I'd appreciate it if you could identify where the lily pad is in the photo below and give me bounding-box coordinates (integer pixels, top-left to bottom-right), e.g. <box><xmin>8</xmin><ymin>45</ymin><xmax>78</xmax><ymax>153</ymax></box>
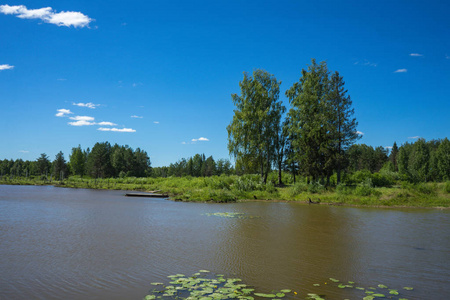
<box><xmin>403</xmin><ymin>287</ymin><xmax>414</xmax><ymax>290</ymax></box>
<box><xmin>329</xmin><ymin>278</ymin><xmax>339</xmax><ymax>282</ymax></box>
<box><xmin>378</xmin><ymin>284</ymin><xmax>388</xmax><ymax>289</ymax></box>
<box><xmin>253</xmin><ymin>293</ymin><xmax>276</xmax><ymax>298</ymax></box>
<box><xmin>280</xmin><ymin>289</ymin><xmax>291</xmax><ymax>293</ymax></box>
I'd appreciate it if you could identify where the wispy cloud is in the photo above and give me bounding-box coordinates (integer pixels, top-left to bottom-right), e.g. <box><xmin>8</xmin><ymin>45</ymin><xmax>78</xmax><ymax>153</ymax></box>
<box><xmin>0</xmin><ymin>64</ymin><xmax>14</xmax><ymax>70</ymax></box>
<box><xmin>410</xmin><ymin>53</ymin><xmax>423</xmax><ymax>57</ymax></box>
<box><xmin>356</xmin><ymin>131</ymin><xmax>364</xmax><ymax>136</ymax></box>
<box><xmin>131</xmin><ymin>115</ymin><xmax>143</xmax><ymax>118</ymax></box>
<box><xmin>446</xmin><ymin>54</ymin><xmax>450</xmax><ymax>60</ymax></box>
<box><xmin>181</xmin><ymin>142</ymin><xmax>187</xmax><ymax>145</ymax></box>
<box><xmin>132</xmin><ymin>82</ymin><xmax>143</xmax><ymax>87</ymax></box>
<box><xmin>97</xmin><ymin>127</ymin><xmax>136</xmax><ymax>133</ymax></box>
<box><xmin>68</xmin><ymin>120</ymin><xmax>96</xmax><ymax>126</ymax></box>
<box><xmin>97</xmin><ymin>121</ymin><xmax>116</xmax><ymax>126</ymax></box>
<box><xmin>385</xmin><ymin>146</ymin><xmax>393</xmax><ymax>149</ymax></box>
<box><xmin>394</xmin><ymin>69</ymin><xmax>408</xmax><ymax>73</ymax></box>
<box><xmin>57</xmin><ymin>78</ymin><xmax>66</xmax><ymax>81</ymax></box>
<box><xmin>73</xmin><ymin>102</ymin><xmax>99</xmax><ymax>109</ymax></box>
<box><xmin>0</xmin><ymin>4</ymin><xmax>93</xmax><ymax>28</ymax></box>
<box><xmin>19</xmin><ymin>150</ymin><xmax>29</xmax><ymax>153</ymax></box>
<box><xmin>153</xmin><ymin>121</ymin><xmax>159</xmax><ymax>124</ymax></box>
<box><xmin>408</xmin><ymin>136</ymin><xmax>420</xmax><ymax>139</ymax></box>
<box><xmin>191</xmin><ymin>137</ymin><xmax>210</xmax><ymax>142</ymax></box>
<box><xmin>354</xmin><ymin>60</ymin><xmax>377</xmax><ymax>67</ymax></box>
<box><xmin>55</xmin><ymin>109</ymin><xmax>73</xmax><ymax>117</ymax></box>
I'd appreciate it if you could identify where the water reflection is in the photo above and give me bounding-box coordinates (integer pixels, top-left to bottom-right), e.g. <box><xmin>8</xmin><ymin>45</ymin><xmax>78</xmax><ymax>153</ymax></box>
<box><xmin>0</xmin><ymin>185</ymin><xmax>449</xmax><ymax>300</ymax></box>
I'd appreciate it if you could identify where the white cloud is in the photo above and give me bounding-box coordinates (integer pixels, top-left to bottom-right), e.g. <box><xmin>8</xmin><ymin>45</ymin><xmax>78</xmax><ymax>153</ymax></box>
<box><xmin>69</xmin><ymin>115</ymin><xmax>94</xmax><ymax>121</ymax></box>
<box><xmin>19</xmin><ymin>150</ymin><xmax>29</xmax><ymax>153</ymax></box>
<box><xmin>73</xmin><ymin>102</ymin><xmax>99</xmax><ymax>109</ymax></box>
<box><xmin>131</xmin><ymin>115</ymin><xmax>143</xmax><ymax>118</ymax></box>
<box><xmin>0</xmin><ymin>64</ymin><xmax>14</xmax><ymax>70</ymax></box>
<box><xmin>191</xmin><ymin>137</ymin><xmax>210</xmax><ymax>142</ymax></box>
<box><xmin>68</xmin><ymin>120</ymin><xmax>95</xmax><ymax>126</ymax></box>
<box><xmin>394</xmin><ymin>69</ymin><xmax>408</xmax><ymax>73</ymax></box>
<box><xmin>356</xmin><ymin>131</ymin><xmax>364</xmax><ymax>136</ymax></box>
<box><xmin>97</xmin><ymin>127</ymin><xmax>136</xmax><ymax>133</ymax></box>
<box><xmin>181</xmin><ymin>142</ymin><xmax>186</xmax><ymax>145</ymax></box>
<box><xmin>410</xmin><ymin>53</ymin><xmax>423</xmax><ymax>57</ymax></box>
<box><xmin>47</xmin><ymin>11</ymin><xmax>92</xmax><ymax>27</ymax></box>
<box><xmin>446</xmin><ymin>54</ymin><xmax>450</xmax><ymax>59</ymax></box>
<box><xmin>385</xmin><ymin>146</ymin><xmax>393</xmax><ymax>149</ymax></box>
<box><xmin>97</xmin><ymin>121</ymin><xmax>116</xmax><ymax>126</ymax></box>
<box><xmin>55</xmin><ymin>108</ymin><xmax>73</xmax><ymax>117</ymax></box>
<box><xmin>153</xmin><ymin>121</ymin><xmax>159</xmax><ymax>124</ymax></box>
<box><xmin>0</xmin><ymin>4</ymin><xmax>93</xmax><ymax>28</ymax></box>
<box><xmin>408</xmin><ymin>136</ymin><xmax>420</xmax><ymax>139</ymax></box>
<box><xmin>57</xmin><ymin>78</ymin><xmax>66</xmax><ymax>81</ymax></box>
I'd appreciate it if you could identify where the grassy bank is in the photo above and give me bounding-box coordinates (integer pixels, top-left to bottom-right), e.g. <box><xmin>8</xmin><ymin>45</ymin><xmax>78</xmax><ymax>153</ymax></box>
<box><xmin>1</xmin><ymin>174</ymin><xmax>449</xmax><ymax>208</ymax></box>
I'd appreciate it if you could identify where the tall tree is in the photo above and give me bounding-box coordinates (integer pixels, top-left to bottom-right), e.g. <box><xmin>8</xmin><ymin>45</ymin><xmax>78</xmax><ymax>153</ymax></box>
<box><xmin>286</xmin><ymin>59</ymin><xmax>330</xmax><ymax>182</ymax></box>
<box><xmin>86</xmin><ymin>142</ymin><xmax>113</xmax><ymax>178</ymax></box>
<box><xmin>389</xmin><ymin>142</ymin><xmax>399</xmax><ymax>172</ymax></box>
<box><xmin>69</xmin><ymin>145</ymin><xmax>86</xmax><ymax>176</ymax></box>
<box><xmin>53</xmin><ymin>151</ymin><xmax>68</xmax><ymax>180</ymax></box>
<box><xmin>36</xmin><ymin>153</ymin><xmax>50</xmax><ymax>176</ymax></box>
<box><xmin>327</xmin><ymin>71</ymin><xmax>360</xmax><ymax>184</ymax></box>
<box><xmin>436</xmin><ymin>138</ymin><xmax>450</xmax><ymax>180</ymax></box>
<box><xmin>408</xmin><ymin>138</ymin><xmax>430</xmax><ymax>182</ymax></box>
<box><xmin>227</xmin><ymin>69</ymin><xmax>284</xmax><ymax>183</ymax></box>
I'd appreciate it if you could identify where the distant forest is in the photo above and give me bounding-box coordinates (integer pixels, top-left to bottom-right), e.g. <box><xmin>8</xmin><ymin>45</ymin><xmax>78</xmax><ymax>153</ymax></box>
<box><xmin>1</xmin><ymin>138</ymin><xmax>449</xmax><ymax>184</ymax></box>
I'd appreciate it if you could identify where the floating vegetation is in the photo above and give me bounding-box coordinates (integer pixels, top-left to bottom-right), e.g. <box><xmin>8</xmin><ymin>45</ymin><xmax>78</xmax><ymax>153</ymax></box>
<box><xmin>204</xmin><ymin>212</ymin><xmax>259</xmax><ymax>219</ymax></box>
<box><xmin>144</xmin><ymin>271</ymin><xmax>291</xmax><ymax>300</ymax></box>
<box><xmin>145</xmin><ymin>272</ymin><xmax>415</xmax><ymax>300</ymax></box>
<box><xmin>307</xmin><ymin>278</ymin><xmax>413</xmax><ymax>300</ymax></box>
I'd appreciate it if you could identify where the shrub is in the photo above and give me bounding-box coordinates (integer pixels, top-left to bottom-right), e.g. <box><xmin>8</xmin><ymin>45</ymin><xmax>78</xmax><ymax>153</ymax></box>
<box><xmin>444</xmin><ymin>181</ymin><xmax>450</xmax><ymax>194</ymax></box>
<box><xmin>308</xmin><ymin>182</ymin><xmax>325</xmax><ymax>194</ymax></box>
<box><xmin>336</xmin><ymin>184</ymin><xmax>353</xmax><ymax>195</ymax></box>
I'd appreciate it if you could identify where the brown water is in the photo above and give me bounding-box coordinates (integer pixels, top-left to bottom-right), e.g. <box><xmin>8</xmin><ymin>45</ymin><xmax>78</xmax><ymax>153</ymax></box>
<box><xmin>0</xmin><ymin>185</ymin><xmax>449</xmax><ymax>300</ymax></box>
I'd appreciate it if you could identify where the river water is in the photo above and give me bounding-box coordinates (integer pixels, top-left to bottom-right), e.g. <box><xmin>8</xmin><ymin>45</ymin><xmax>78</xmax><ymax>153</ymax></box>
<box><xmin>0</xmin><ymin>185</ymin><xmax>449</xmax><ymax>299</ymax></box>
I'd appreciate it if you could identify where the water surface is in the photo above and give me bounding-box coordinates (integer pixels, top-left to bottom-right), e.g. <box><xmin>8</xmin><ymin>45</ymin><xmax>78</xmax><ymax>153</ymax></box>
<box><xmin>1</xmin><ymin>185</ymin><xmax>449</xmax><ymax>299</ymax></box>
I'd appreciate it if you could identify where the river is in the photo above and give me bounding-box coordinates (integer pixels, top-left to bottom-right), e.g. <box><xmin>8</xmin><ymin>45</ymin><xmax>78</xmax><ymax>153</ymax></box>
<box><xmin>0</xmin><ymin>185</ymin><xmax>449</xmax><ymax>299</ymax></box>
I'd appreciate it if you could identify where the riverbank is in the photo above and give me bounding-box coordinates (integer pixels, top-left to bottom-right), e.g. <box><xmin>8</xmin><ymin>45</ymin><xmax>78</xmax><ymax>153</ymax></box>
<box><xmin>1</xmin><ymin>175</ymin><xmax>449</xmax><ymax>208</ymax></box>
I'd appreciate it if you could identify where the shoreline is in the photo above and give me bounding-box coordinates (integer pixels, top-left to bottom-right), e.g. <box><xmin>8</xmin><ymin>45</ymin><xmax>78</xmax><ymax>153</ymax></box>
<box><xmin>1</xmin><ymin>178</ymin><xmax>449</xmax><ymax>209</ymax></box>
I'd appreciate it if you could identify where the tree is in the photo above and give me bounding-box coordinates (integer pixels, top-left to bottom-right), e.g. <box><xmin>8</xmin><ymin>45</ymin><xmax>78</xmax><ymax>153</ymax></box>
<box><xmin>36</xmin><ymin>153</ymin><xmax>51</xmax><ymax>176</ymax></box>
<box><xmin>227</xmin><ymin>69</ymin><xmax>284</xmax><ymax>183</ymax></box>
<box><xmin>53</xmin><ymin>151</ymin><xmax>67</xmax><ymax>180</ymax></box>
<box><xmin>70</xmin><ymin>145</ymin><xmax>86</xmax><ymax>176</ymax></box>
<box><xmin>435</xmin><ymin>138</ymin><xmax>450</xmax><ymax>180</ymax></box>
<box><xmin>389</xmin><ymin>142</ymin><xmax>399</xmax><ymax>172</ymax></box>
<box><xmin>86</xmin><ymin>142</ymin><xmax>113</xmax><ymax>178</ymax></box>
<box><xmin>286</xmin><ymin>59</ymin><xmax>331</xmax><ymax>182</ymax></box>
<box><xmin>408</xmin><ymin>138</ymin><xmax>430</xmax><ymax>182</ymax></box>
<box><xmin>327</xmin><ymin>71</ymin><xmax>360</xmax><ymax>184</ymax></box>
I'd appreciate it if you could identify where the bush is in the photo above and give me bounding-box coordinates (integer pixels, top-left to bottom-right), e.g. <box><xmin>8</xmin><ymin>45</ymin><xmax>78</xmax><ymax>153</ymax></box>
<box><xmin>308</xmin><ymin>182</ymin><xmax>325</xmax><ymax>194</ymax></box>
<box><xmin>336</xmin><ymin>184</ymin><xmax>353</xmax><ymax>195</ymax></box>
<box><xmin>444</xmin><ymin>181</ymin><xmax>450</xmax><ymax>194</ymax></box>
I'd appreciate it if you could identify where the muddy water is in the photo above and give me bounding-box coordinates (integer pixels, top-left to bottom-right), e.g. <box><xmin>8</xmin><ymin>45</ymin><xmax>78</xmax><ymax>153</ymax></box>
<box><xmin>1</xmin><ymin>185</ymin><xmax>449</xmax><ymax>299</ymax></box>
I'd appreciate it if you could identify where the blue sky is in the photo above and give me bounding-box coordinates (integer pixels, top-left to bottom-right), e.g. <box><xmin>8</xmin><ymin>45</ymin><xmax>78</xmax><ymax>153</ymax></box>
<box><xmin>1</xmin><ymin>0</ymin><xmax>449</xmax><ymax>167</ymax></box>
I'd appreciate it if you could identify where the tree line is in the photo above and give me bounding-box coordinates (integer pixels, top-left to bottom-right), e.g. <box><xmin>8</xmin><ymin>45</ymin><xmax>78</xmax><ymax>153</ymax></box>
<box><xmin>227</xmin><ymin>59</ymin><xmax>449</xmax><ymax>185</ymax></box>
<box><xmin>0</xmin><ymin>142</ymin><xmax>151</xmax><ymax>180</ymax></box>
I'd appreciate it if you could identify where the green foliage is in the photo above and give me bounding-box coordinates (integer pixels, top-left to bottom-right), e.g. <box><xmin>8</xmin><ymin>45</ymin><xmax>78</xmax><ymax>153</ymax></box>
<box><xmin>227</xmin><ymin>69</ymin><xmax>284</xmax><ymax>183</ymax></box>
<box><xmin>444</xmin><ymin>181</ymin><xmax>450</xmax><ymax>193</ymax></box>
<box><xmin>308</xmin><ymin>182</ymin><xmax>325</xmax><ymax>194</ymax></box>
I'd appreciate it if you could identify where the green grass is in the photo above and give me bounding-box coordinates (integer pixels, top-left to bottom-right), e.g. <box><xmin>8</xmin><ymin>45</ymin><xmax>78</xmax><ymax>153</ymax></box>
<box><xmin>1</xmin><ymin>175</ymin><xmax>449</xmax><ymax>207</ymax></box>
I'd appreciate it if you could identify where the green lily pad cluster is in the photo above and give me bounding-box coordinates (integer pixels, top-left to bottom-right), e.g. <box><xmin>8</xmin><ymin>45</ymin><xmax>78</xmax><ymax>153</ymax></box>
<box><xmin>144</xmin><ymin>271</ymin><xmax>291</xmax><ymax>300</ymax></box>
<box><xmin>320</xmin><ymin>278</ymin><xmax>414</xmax><ymax>300</ymax></box>
<box><xmin>204</xmin><ymin>212</ymin><xmax>259</xmax><ymax>219</ymax></box>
